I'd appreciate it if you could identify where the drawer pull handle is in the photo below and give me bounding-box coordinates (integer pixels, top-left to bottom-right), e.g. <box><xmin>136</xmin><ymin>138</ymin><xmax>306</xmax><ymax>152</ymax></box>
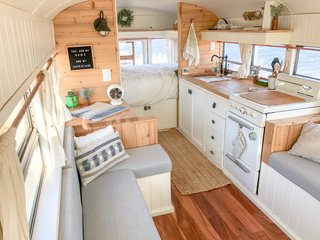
<box><xmin>211</xmin><ymin>120</ymin><xmax>215</xmax><ymax>124</ymax></box>
<box><xmin>210</xmin><ymin>150</ymin><xmax>214</xmax><ymax>155</ymax></box>
<box><xmin>148</xmin><ymin>106</ymin><xmax>151</xmax><ymax>110</ymax></box>
<box><xmin>212</xmin><ymin>102</ymin><xmax>216</xmax><ymax>108</ymax></box>
<box><xmin>211</xmin><ymin>136</ymin><xmax>215</xmax><ymax>140</ymax></box>
<box><xmin>144</xmin><ymin>106</ymin><xmax>148</xmax><ymax>111</ymax></box>
<box><xmin>188</xmin><ymin>89</ymin><xmax>192</xmax><ymax>95</ymax></box>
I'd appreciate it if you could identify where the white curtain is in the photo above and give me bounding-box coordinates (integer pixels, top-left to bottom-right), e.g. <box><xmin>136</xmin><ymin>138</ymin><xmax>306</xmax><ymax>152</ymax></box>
<box><xmin>236</xmin><ymin>43</ymin><xmax>252</xmax><ymax>79</ymax></box>
<box><xmin>34</xmin><ymin>59</ymin><xmax>72</xmax><ymax>169</ymax></box>
<box><xmin>0</xmin><ymin>128</ymin><xmax>29</xmax><ymax>240</ymax></box>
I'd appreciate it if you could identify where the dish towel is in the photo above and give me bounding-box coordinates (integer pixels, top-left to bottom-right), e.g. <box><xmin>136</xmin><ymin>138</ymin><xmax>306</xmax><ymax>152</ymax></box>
<box><xmin>183</xmin><ymin>22</ymin><xmax>200</xmax><ymax>67</ymax></box>
<box><xmin>0</xmin><ymin>128</ymin><xmax>29</xmax><ymax>240</ymax></box>
<box><xmin>232</xmin><ymin>128</ymin><xmax>247</xmax><ymax>159</ymax></box>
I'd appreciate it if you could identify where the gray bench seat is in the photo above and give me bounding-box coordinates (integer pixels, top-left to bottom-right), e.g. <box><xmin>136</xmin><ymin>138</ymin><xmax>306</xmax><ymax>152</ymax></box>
<box><xmin>107</xmin><ymin>144</ymin><xmax>172</xmax><ymax>178</ymax></box>
<box><xmin>82</xmin><ymin>169</ymin><xmax>160</xmax><ymax>240</ymax></box>
<box><xmin>269</xmin><ymin>152</ymin><xmax>320</xmax><ymax>201</ymax></box>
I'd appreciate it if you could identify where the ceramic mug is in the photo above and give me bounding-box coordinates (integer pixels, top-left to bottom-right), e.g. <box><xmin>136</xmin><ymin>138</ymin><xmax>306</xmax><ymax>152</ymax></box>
<box><xmin>268</xmin><ymin>77</ymin><xmax>276</xmax><ymax>90</ymax></box>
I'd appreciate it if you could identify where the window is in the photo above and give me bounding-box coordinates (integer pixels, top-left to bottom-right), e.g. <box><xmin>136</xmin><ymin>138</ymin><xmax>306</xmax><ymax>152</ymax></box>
<box><xmin>0</xmin><ymin>94</ymin><xmax>44</xmax><ymax>232</ymax></box>
<box><xmin>150</xmin><ymin>39</ymin><xmax>168</xmax><ymax>64</ymax></box>
<box><xmin>119</xmin><ymin>38</ymin><xmax>177</xmax><ymax>66</ymax></box>
<box><xmin>294</xmin><ymin>47</ymin><xmax>320</xmax><ymax>80</ymax></box>
<box><xmin>252</xmin><ymin>45</ymin><xmax>286</xmax><ymax>78</ymax></box>
<box><xmin>224</xmin><ymin>43</ymin><xmax>242</xmax><ymax>71</ymax></box>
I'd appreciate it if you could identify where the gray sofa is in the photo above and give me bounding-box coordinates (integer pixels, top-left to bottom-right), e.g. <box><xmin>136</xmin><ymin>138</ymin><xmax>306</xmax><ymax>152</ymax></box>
<box><xmin>59</xmin><ymin>126</ymin><xmax>172</xmax><ymax>240</ymax></box>
<box><xmin>269</xmin><ymin>151</ymin><xmax>320</xmax><ymax>201</ymax></box>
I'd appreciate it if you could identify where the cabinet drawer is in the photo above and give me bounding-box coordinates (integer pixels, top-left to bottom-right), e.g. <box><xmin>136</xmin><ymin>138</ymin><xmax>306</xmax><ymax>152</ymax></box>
<box><xmin>205</xmin><ymin>127</ymin><xmax>224</xmax><ymax>153</ymax></box>
<box><xmin>206</xmin><ymin>111</ymin><xmax>225</xmax><ymax>136</ymax></box>
<box><xmin>206</xmin><ymin>93</ymin><xmax>227</xmax><ymax>118</ymax></box>
<box><xmin>205</xmin><ymin>146</ymin><xmax>223</xmax><ymax>168</ymax></box>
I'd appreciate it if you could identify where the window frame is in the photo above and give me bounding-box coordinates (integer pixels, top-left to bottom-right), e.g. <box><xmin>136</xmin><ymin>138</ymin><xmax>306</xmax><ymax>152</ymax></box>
<box><xmin>293</xmin><ymin>47</ymin><xmax>320</xmax><ymax>81</ymax></box>
<box><xmin>119</xmin><ymin>41</ymin><xmax>135</xmax><ymax>65</ymax></box>
<box><xmin>251</xmin><ymin>44</ymin><xmax>287</xmax><ymax>78</ymax></box>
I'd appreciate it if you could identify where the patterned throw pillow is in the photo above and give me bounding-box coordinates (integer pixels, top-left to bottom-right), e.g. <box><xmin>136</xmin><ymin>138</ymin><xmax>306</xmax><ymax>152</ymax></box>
<box><xmin>74</xmin><ymin>125</ymin><xmax>114</xmax><ymax>150</ymax></box>
<box><xmin>75</xmin><ymin>131</ymin><xmax>129</xmax><ymax>186</ymax></box>
<box><xmin>289</xmin><ymin>122</ymin><xmax>320</xmax><ymax>164</ymax></box>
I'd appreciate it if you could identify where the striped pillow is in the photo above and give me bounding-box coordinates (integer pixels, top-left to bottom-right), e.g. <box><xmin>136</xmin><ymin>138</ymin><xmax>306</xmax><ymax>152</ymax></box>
<box><xmin>75</xmin><ymin>131</ymin><xmax>129</xmax><ymax>186</ymax></box>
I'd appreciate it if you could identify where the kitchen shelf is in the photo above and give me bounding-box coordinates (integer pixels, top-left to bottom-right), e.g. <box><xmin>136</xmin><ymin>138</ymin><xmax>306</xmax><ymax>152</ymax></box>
<box><xmin>201</xmin><ymin>29</ymin><xmax>293</xmax><ymax>45</ymax></box>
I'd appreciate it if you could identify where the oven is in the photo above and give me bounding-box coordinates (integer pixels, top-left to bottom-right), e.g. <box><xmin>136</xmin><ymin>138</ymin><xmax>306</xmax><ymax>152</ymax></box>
<box><xmin>224</xmin><ymin>112</ymin><xmax>264</xmax><ymax>193</ymax></box>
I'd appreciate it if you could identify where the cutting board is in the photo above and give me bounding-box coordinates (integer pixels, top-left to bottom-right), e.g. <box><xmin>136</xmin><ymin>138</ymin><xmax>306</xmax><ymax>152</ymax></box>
<box><xmin>240</xmin><ymin>91</ymin><xmax>305</xmax><ymax>106</ymax></box>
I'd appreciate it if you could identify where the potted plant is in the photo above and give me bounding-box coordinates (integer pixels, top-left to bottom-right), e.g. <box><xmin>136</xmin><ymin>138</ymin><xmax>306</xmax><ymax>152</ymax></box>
<box><xmin>270</xmin><ymin>3</ymin><xmax>284</xmax><ymax>30</ymax></box>
<box><xmin>80</xmin><ymin>87</ymin><xmax>94</xmax><ymax>106</ymax></box>
<box><xmin>250</xmin><ymin>65</ymin><xmax>261</xmax><ymax>83</ymax></box>
<box><xmin>65</xmin><ymin>90</ymin><xmax>78</xmax><ymax>108</ymax></box>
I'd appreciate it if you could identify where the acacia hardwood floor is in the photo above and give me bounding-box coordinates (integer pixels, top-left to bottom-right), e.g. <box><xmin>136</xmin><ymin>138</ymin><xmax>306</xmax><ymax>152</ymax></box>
<box><xmin>154</xmin><ymin>131</ymin><xmax>289</xmax><ymax>240</ymax></box>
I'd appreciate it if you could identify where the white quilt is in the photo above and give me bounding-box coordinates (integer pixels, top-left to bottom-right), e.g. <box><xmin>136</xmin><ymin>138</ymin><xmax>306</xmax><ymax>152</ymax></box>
<box><xmin>121</xmin><ymin>63</ymin><xmax>178</xmax><ymax>107</ymax></box>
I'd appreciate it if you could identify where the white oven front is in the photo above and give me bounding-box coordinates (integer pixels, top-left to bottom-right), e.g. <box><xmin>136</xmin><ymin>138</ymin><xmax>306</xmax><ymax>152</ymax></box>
<box><xmin>224</xmin><ymin>112</ymin><xmax>264</xmax><ymax>193</ymax></box>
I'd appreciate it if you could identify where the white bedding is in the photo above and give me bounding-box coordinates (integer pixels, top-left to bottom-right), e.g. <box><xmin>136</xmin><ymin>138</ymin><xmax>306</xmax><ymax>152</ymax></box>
<box><xmin>121</xmin><ymin>63</ymin><xmax>178</xmax><ymax>107</ymax></box>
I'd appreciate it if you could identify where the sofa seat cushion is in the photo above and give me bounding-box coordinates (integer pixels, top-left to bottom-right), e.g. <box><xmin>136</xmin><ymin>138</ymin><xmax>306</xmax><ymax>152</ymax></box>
<box><xmin>269</xmin><ymin>152</ymin><xmax>320</xmax><ymax>201</ymax></box>
<box><xmin>107</xmin><ymin>144</ymin><xmax>172</xmax><ymax>178</ymax></box>
<box><xmin>59</xmin><ymin>169</ymin><xmax>83</xmax><ymax>240</ymax></box>
<box><xmin>82</xmin><ymin>169</ymin><xmax>160</xmax><ymax>240</ymax></box>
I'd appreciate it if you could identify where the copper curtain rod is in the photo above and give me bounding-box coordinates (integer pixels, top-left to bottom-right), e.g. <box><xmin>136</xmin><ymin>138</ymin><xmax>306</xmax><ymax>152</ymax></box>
<box><xmin>11</xmin><ymin>53</ymin><xmax>57</xmax><ymax>129</ymax></box>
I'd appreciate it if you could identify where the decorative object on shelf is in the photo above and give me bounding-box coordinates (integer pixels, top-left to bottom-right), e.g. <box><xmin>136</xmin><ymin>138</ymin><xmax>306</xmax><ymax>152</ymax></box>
<box><xmin>107</xmin><ymin>84</ymin><xmax>124</xmax><ymax>105</ymax></box>
<box><xmin>270</xmin><ymin>3</ymin><xmax>284</xmax><ymax>30</ymax></box>
<box><xmin>250</xmin><ymin>65</ymin><xmax>261</xmax><ymax>83</ymax></box>
<box><xmin>243</xmin><ymin>9</ymin><xmax>263</xmax><ymax>21</ymax></box>
<box><xmin>94</xmin><ymin>10</ymin><xmax>111</xmax><ymax>37</ymax></box>
<box><xmin>65</xmin><ymin>90</ymin><xmax>78</xmax><ymax>108</ymax></box>
<box><xmin>268</xmin><ymin>57</ymin><xmax>282</xmax><ymax>89</ymax></box>
<box><xmin>117</xmin><ymin>9</ymin><xmax>134</xmax><ymax>28</ymax></box>
<box><xmin>80</xmin><ymin>87</ymin><xmax>94</xmax><ymax>106</ymax></box>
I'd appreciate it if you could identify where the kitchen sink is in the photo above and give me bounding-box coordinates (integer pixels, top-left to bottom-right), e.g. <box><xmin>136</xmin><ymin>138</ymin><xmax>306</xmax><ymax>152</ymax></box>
<box><xmin>194</xmin><ymin>76</ymin><xmax>230</xmax><ymax>83</ymax></box>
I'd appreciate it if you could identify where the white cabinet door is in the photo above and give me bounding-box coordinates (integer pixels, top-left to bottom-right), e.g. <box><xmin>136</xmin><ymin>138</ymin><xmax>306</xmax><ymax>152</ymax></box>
<box><xmin>191</xmin><ymin>87</ymin><xmax>206</xmax><ymax>149</ymax></box>
<box><xmin>179</xmin><ymin>79</ymin><xmax>193</xmax><ymax>137</ymax></box>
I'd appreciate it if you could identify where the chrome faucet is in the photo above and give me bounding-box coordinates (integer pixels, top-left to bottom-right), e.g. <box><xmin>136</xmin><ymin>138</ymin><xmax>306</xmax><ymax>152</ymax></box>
<box><xmin>211</xmin><ymin>54</ymin><xmax>228</xmax><ymax>75</ymax></box>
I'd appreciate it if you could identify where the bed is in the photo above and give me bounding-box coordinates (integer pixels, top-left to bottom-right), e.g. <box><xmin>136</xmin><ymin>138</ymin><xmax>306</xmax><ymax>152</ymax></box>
<box><xmin>121</xmin><ymin>63</ymin><xmax>178</xmax><ymax>129</ymax></box>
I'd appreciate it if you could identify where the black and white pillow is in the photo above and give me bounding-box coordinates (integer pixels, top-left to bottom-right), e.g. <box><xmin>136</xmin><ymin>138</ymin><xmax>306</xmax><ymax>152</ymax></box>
<box><xmin>75</xmin><ymin>131</ymin><xmax>129</xmax><ymax>186</ymax></box>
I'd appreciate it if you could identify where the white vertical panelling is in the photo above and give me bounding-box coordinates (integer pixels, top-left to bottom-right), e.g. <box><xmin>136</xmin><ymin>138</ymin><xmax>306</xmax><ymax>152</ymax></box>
<box><xmin>280</xmin><ymin>13</ymin><xmax>320</xmax><ymax>47</ymax></box>
<box><xmin>0</xmin><ymin>3</ymin><xmax>55</xmax><ymax>127</ymax></box>
<box><xmin>259</xmin><ymin>162</ymin><xmax>320</xmax><ymax>240</ymax></box>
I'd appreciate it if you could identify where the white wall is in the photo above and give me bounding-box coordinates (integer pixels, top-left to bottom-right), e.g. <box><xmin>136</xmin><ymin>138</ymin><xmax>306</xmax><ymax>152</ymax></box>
<box><xmin>0</xmin><ymin>3</ymin><xmax>55</xmax><ymax>127</ymax></box>
<box><xmin>117</xmin><ymin>8</ymin><xmax>176</xmax><ymax>31</ymax></box>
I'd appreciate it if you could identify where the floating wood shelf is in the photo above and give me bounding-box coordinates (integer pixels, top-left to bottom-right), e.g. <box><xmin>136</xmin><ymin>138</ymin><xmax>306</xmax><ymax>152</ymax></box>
<box><xmin>201</xmin><ymin>29</ymin><xmax>293</xmax><ymax>45</ymax></box>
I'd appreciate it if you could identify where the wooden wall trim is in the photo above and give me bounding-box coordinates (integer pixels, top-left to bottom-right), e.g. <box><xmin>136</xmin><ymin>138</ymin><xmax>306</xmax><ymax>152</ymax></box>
<box><xmin>178</xmin><ymin>2</ymin><xmax>222</xmax><ymax>75</ymax></box>
<box><xmin>262</xmin><ymin>114</ymin><xmax>320</xmax><ymax>164</ymax></box>
<box><xmin>69</xmin><ymin>116</ymin><xmax>158</xmax><ymax>149</ymax></box>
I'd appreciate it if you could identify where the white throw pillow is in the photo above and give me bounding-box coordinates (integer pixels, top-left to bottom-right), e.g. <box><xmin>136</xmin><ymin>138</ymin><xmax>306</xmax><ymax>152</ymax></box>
<box><xmin>75</xmin><ymin>131</ymin><xmax>129</xmax><ymax>186</ymax></box>
<box><xmin>289</xmin><ymin>122</ymin><xmax>320</xmax><ymax>163</ymax></box>
<box><xmin>74</xmin><ymin>125</ymin><xmax>114</xmax><ymax>150</ymax></box>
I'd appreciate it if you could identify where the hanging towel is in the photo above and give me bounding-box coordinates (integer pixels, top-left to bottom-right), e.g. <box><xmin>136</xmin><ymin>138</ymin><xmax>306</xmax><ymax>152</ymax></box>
<box><xmin>0</xmin><ymin>128</ymin><xmax>29</xmax><ymax>240</ymax></box>
<box><xmin>183</xmin><ymin>22</ymin><xmax>200</xmax><ymax>67</ymax></box>
<box><xmin>232</xmin><ymin>128</ymin><xmax>247</xmax><ymax>159</ymax></box>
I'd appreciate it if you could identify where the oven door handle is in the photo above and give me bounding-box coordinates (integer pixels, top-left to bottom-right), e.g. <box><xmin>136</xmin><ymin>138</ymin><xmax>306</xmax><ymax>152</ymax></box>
<box><xmin>225</xmin><ymin>153</ymin><xmax>251</xmax><ymax>173</ymax></box>
<box><xmin>227</xmin><ymin>115</ymin><xmax>254</xmax><ymax>131</ymax></box>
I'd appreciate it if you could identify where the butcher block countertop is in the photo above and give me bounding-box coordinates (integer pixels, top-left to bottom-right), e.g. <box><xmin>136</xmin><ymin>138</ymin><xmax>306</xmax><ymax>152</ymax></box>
<box><xmin>181</xmin><ymin>75</ymin><xmax>266</xmax><ymax>99</ymax></box>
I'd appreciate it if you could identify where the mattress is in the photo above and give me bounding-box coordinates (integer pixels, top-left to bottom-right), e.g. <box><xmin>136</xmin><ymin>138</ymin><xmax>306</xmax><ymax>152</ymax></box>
<box><xmin>121</xmin><ymin>63</ymin><xmax>178</xmax><ymax>107</ymax></box>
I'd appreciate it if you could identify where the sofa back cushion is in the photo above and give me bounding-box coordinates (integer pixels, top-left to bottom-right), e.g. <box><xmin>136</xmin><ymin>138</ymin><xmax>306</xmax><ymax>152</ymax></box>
<box><xmin>63</xmin><ymin>126</ymin><xmax>77</xmax><ymax>170</ymax></box>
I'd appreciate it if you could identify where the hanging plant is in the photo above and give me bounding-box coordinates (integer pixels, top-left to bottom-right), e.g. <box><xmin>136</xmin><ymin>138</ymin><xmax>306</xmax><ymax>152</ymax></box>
<box><xmin>117</xmin><ymin>9</ymin><xmax>134</xmax><ymax>27</ymax></box>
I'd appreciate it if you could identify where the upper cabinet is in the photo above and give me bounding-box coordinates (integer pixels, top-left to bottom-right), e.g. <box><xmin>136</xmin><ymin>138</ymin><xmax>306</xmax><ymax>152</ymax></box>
<box><xmin>201</xmin><ymin>29</ymin><xmax>292</xmax><ymax>45</ymax></box>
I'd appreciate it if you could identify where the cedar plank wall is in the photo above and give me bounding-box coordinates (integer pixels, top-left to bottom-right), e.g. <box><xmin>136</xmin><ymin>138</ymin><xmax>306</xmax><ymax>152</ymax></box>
<box><xmin>54</xmin><ymin>0</ymin><xmax>120</xmax><ymax>104</ymax></box>
<box><xmin>178</xmin><ymin>3</ymin><xmax>222</xmax><ymax>75</ymax></box>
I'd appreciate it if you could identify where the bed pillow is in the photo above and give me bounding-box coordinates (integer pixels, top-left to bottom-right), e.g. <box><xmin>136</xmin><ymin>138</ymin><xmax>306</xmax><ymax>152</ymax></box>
<box><xmin>289</xmin><ymin>122</ymin><xmax>320</xmax><ymax>163</ymax></box>
<box><xmin>75</xmin><ymin>131</ymin><xmax>129</xmax><ymax>186</ymax></box>
<box><xmin>74</xmin><ymin>125</ymin><xmax>114</xmax><ymax>150</ymax></box>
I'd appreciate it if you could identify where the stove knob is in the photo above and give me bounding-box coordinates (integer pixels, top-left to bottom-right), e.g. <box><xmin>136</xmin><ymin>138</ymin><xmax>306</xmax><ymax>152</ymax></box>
<box><xmin>250</xmin><ymin>112</ymin><xmax>257</xmax><ymax>118</ymax></box>
<box><xmin>235</xmin><ymin>105</ymin><xmax>240</xmax><ymax>110</ymax></box>
<box><xmin>231</xmin><ymin>103</ymin><xmax>236</xmax><ymax>108</ymax></box>
<box><xmin>240</xmin><ymin>107</ymin><xmax>246</xmax><ymax>114</ymax></box>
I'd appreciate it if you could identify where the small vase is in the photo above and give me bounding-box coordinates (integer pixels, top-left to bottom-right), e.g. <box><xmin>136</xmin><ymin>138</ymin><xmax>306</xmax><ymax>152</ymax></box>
<box><xmin>271</xmin><ymin>16</ymin><xmax>279</xmax><ymax>30</ymax></box>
